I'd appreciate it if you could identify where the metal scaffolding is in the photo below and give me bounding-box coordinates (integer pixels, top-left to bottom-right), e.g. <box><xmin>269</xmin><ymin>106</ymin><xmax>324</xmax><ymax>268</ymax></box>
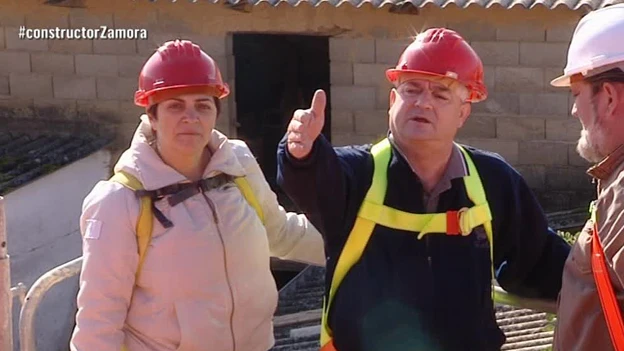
<box><xmin>1</xmin><ymin>197</ymin><xmax>12</xmax><ymax>351</ymax></box>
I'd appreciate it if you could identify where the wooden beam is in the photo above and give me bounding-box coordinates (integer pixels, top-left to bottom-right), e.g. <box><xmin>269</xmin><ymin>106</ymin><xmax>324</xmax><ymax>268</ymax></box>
<box><xmin>43</xmin><ymin>0</ymin><xmax>86</xmax><ymax>8</ymax></box>
<box><xmin>224</xmin><ymin>1</ymin><xmax>253</xmax><ymax>13</ymax></box>
<box><xmin>273</xmin><ymin>308</ymin><xmax>322</xmax><ymax>328</ymax></box>
<box><xmin>271</xmin><ymin>257</ymin><xmax>309</xmax><ymax>272</ymax></box>
<box><xmin>388</xmin><ymin>2</ymin><xmax>420</xmax><ymax>15</ymax></box>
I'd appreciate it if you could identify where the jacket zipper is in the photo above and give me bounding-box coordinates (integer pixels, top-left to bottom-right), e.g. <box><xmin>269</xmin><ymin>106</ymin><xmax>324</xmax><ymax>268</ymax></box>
<box><xmin>426</xmin><ymin>235</ymin><xmax>433</xmax><ymax>274</ymax></box>
<box><xmin>424</xmin><ymin>196</ymin><xmax>434</xmax><ymax>299</ymax></box>
<box><xmin>201</xmin><ymin>192</ymin><xmax>237</xmax><ymax>351</ymax></box>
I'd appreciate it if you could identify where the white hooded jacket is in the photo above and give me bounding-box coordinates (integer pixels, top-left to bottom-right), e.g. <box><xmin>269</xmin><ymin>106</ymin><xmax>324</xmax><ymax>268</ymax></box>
<box><xmin>70</xmin><ymin>116</ymin><xmax>325</xmax><ymax>351</ymax></box>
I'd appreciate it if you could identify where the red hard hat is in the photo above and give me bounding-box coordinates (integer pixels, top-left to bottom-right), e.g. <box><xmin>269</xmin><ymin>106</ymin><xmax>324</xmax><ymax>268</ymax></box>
<box><xmin>386</xmin><ymin>28</ymin><xmax>487</xmax><ymax>102</ymax></box>
<box><xmin>134</xmin><ymin>39</ymin><xmax>230</xmax><ymax>107</ymax></box>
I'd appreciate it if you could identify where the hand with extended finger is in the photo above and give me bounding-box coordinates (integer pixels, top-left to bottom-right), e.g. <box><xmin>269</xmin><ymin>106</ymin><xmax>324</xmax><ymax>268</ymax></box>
<box><xmin>286</xmin><ymin>89</ymin><xmax>326</xmax><ymax>160</ymax></box>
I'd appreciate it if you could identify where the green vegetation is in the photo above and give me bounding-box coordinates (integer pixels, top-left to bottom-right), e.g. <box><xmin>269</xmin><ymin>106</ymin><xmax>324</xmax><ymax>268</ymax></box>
<box><xmin>556</xmin><ymin>230</ymin><xmax>581</xmax><ymax>245</ymax></box>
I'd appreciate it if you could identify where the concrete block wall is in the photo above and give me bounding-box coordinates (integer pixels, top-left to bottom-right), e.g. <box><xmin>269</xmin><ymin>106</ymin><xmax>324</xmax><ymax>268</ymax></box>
<box><xmin>0</xmin><ymin>0</ymin><xmax>595</xmax><ymax>210</ymax></box>
<box><xmin>327</xmin><ymin>19</ymin><xmax>594</xmax><ymax>211</ymax></box>
<box><xmin>0</xmin><ymin>5</ymin><xmax>234</xmax><ymax>158</ymax></box>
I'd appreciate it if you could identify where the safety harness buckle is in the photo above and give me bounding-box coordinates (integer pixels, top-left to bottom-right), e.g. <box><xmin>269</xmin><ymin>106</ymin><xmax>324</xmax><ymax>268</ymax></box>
<box><xmin>446</xmin><ymin>207</ymin><xmax>471</xmax><ymax>236</ymax></box>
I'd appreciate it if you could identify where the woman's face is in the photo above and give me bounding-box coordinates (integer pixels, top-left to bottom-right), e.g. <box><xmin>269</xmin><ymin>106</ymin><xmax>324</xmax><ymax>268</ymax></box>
<box><xmin>150</xmin><ymin>94</ymin><xmax>218</xmax><ymax>156</ymax></box>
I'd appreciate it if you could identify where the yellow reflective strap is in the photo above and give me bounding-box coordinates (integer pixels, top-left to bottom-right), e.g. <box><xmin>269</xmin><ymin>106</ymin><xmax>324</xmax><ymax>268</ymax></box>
<box><xmin>110</xmin><ymin>170</ymin><xmax>142</xmax><ymax>191</ymax></box>
<box><xmin>234</xmin><ymin>177</ymin><xmax>265</xmax><ymax>225</ymax></box>
<box><xmin>321</xmin><ymin>217</ymin><xmax>376</xmax><ymax>345</ymax></box>
<box><xmin>134</xmin><ymin>194</ymin><xmax>152</xmax><ymax>283</ymax></box>
<box><xmin>457</xmin><ymin>145</ymin><xmax>495</xmax><ymax>294</ymax></box>
<box><xmin>357</xmin><ymin>201</ymin><xmax>439</xmax><ymax>233</ymax></box>
<box><xmin>590</xmin><ymin>200</ymin><xmax>598</xmax><ymax>223</ymax></box>
<box><xmin>109</xmin><ymin>171</ymin><xmax>152</xmax><ymax>282</ymax></box>
<box><xmin>357</xmin><ymin>201</ymin><xmax>492</xmax><ymax>239</ymax></box>
<box><xmin>320</xmin><ymin>139</ymin><xmax>496</xmax><ymax>346</ymax></box>
<box><xmin>321</xmin><ymin>138</ymin><xmax>392</xmax><ymax>344</ymax></box>
<box><xmin>320</xmin><ymin>298</ymin><xmax>331</xmax><ymax>346</ymax></box>
<box><xmin>456</xmin><ymin>204</ymin><xmax>492</xmax><ymax>236</ymax></box>
<box><xmin>366</xmin><ymin>138</ymin><xmax>392</xmax><ymax>204</ymax></box>
<box><xmin>111</xmin><ymin>171</ymin><xmax>150</xmax><ymax>351</ymax></box>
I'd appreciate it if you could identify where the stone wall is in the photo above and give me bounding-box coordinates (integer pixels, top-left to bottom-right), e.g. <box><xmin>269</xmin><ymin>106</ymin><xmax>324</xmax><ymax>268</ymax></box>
<box><xmin>0</xmin><ymin>0</ymin><xmax>595</xmax><ymax>209</ymax></box>
<box><xmin>325</xmin><ymin>11</ymin><xmax>595</xmax><ymax>210</ymax></box>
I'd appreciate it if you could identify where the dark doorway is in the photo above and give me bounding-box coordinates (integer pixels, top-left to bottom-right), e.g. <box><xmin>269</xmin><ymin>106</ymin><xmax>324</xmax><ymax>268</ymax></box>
<box><xmin>233</xmin><ymin>33</ymin><xmax>331</xmax><ymax>214</ymax></box>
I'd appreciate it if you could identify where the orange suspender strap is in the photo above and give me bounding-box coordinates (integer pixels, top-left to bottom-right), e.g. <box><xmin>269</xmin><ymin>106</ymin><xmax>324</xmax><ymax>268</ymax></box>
<box><xmin>320</xmin><ymin>339</ymin><xmax>337</xmax><ymax>351</ymax></box>
<box><xmin>591</xmin><ymin>202</ymin><xmax>624</xmax><ymax>350</ymax></box>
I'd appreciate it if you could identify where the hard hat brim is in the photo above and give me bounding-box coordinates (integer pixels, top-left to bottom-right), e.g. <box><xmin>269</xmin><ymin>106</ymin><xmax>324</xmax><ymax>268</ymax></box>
<box><xmin>386</xmin><ymin>69</ymin><xmax>457</xmax><ymax>85</ymax></box>
<box><xmin>386</xmin><ymin>69</ymin><xmax>487</xmax><ymax>102</ymax></box>
<box><xmin>134</xmin><ymin>83</ymin><xmax>230</xmax><ymax>107</ymax></box>
<box><xmin>550</xmin><ymin>74</ymin><xmax>571</xmax><ymax>88</ymax></box>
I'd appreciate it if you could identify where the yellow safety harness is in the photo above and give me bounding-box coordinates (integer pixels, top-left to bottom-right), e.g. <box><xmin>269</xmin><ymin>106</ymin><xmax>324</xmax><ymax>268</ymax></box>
<box><xmin>320</xmin><ymin>138</ymin><xmax>495</xmax><ymax>349</ymax></box>
<box><xmin>109</xmin><ymin>170</ymin><xmax>264</xmax><ymax>351</ymax></box>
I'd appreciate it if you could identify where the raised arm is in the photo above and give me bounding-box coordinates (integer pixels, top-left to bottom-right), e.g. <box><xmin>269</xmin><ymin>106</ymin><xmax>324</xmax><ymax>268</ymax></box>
<box><xmin>276</xmin><ymin>89</ymin><xmax>372</xmax><ymax>246</ymax></box>
<box><xmin>230</xmin><ymin>138</ymin><xmax>325</xmax><ymax>267</ymax></box>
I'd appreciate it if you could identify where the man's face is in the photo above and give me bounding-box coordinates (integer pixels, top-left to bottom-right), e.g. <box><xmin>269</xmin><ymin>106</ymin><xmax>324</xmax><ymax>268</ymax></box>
<box><xmin>388</xmin><ymin>77</ymin><xmax>471</xmax><ymax>144</ymax></box>
<box><xmin>570</xmin><ymin>81</ymin><xmax>607</xmax><ymax>163</ymax></box>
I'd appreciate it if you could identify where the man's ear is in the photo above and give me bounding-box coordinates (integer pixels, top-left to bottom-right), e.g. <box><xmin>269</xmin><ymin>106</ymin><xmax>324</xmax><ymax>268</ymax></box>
<box><xmin>603</xmin><ymin>82</ymin><xmax>623</xmax><ymax>119</ymax></box>
<box><xmin>389</xmin><ymin>89</ymin><xmax>397</xmax><ymax>108</ymax></box>
<box><xmin>458</xmin><ymin>102</ymin><xmax>471</xmax><ymax>128</ymax></box>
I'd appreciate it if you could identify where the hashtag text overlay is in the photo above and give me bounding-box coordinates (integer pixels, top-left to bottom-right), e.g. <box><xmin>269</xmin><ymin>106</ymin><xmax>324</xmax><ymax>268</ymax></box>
<box><xmin>18</xmin><ymin>26</ymin><xmax>148</xmax><ymax>40</ymax></box>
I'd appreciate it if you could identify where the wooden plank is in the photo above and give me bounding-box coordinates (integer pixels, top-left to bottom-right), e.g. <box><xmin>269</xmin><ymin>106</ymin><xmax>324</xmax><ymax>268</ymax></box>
<box><xmin>270</xmin><ymin>257</ymin><xmax>309</xmax><ymax>272</ymax></box>
<box><xmin>273</xmin><ymin>309</ymin><xmax>322</xmax><ymax>328</ymax></box>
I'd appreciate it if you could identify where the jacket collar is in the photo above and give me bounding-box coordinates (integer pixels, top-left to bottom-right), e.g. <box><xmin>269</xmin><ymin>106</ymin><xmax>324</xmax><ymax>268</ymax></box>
<box><xmin>113</xmin><ymin>114</ymin><xmax>246</xmax><ymax>191</ymax></box>
<box><xmin>387</xmin><ymin>133</ymin><xmax>468</xmax><ymax>180</ymax></box>
<box><xmin>386</xmin><ymin>133</ymin><xmax>468</xmax><ymax>196</ymax></box>
<box><xmin>587</xmin><ymin>143</ymin><xmax>624</xmax><ymax>182</ymax></box>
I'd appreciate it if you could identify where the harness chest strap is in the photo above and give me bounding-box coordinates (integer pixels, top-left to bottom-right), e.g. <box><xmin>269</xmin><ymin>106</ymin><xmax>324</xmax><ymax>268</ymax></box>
<box><xmin>109</xmin><ymin>171</ymin><xmax>264</xmax><ymax>351</ymax></box>
<box><xmin>590</xmin><ymin>201</ymin><xmax>624</xmax><ymax>350</ymax></box>
<box><xmin>320</xmin><ymin>138</ymin><xmax>494</xmax><ymax>350</ymax></box>
<box><xmin>110</xmin><ymin>171</ymin><xmax>265</xmax><ymax>281</ymax></box>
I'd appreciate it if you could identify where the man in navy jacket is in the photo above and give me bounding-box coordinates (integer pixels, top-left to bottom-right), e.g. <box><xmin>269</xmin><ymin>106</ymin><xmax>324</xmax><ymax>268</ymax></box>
<box><xmin>276</xmin><ymin>28</ymin><xmax>571</xmax><ymax>351</ymax></box>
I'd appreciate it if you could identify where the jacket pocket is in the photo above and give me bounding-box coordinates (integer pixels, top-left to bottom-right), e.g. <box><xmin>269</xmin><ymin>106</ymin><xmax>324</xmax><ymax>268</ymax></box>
<box><xmin>569</xmin><ymin>225</ymin><xmax>592</xmax><ymax>276</ymax></box>
<box><xmin>173</xmin><ymin>300</ymin><xmax>231</xmax><ymax>351</ymax></box>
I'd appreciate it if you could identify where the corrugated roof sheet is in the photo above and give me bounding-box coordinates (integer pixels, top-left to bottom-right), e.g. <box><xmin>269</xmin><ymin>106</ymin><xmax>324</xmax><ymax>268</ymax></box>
<box><xmin>167</xmin><ymin>0</ymin><xmax>622</xmax><ymax>11</ymax></box>
<box><xmin>271</xmin><ymin>210</ymin><xmax>586</xmax><ymax>350</ymax></box>
<box><xmin>0</xmin><ymin>132</ymin><xmax>113</xmax><ymax>195</ymax></box>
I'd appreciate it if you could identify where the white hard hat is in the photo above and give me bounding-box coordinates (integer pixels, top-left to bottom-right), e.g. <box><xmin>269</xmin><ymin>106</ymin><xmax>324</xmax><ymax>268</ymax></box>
<box><xmin>551</xmin><ymin>3</ymin><xmax>624</xmax><ymax>87</ymax></box>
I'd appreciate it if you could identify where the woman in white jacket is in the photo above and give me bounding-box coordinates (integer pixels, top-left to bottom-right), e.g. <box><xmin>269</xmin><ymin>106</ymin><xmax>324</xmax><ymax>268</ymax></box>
<box><xmin>70</xmin><ymin>39</ymin><xmax>325</xmax><ymax>351</ymax></box>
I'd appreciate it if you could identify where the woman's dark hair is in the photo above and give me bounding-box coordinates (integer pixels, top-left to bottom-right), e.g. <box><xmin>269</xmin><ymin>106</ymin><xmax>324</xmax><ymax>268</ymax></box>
<box><xmin>147</xmin><ymin>96</ymin><xmax>221</xmax><ymax>118</ymax></box>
